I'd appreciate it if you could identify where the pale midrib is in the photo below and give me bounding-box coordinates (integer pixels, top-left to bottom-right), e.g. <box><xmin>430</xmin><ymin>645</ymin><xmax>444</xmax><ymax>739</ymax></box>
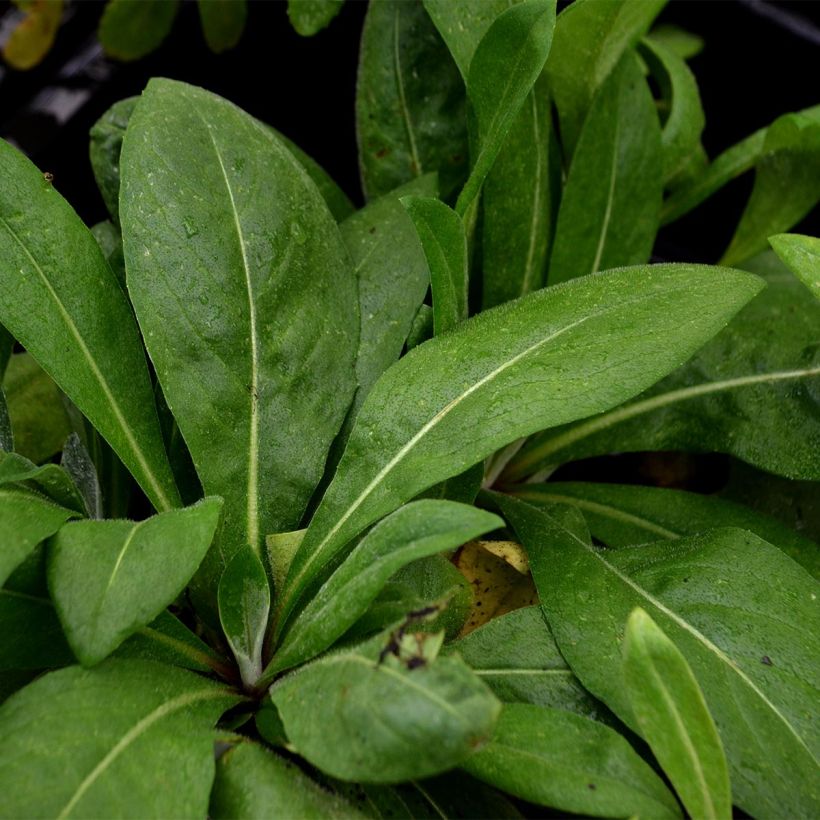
<box><xmin>514</xmin><ymin>367</ymin><xmax>820</xmax><ymax>473</ymax></box>
<box><xmin>56</xmin><ymin>688</ymin><xmax>229</xmax><ymax>819</ymax></box>
<box><xmin>474</xmin><ymin>668</ymin><xmax>573</xmax><ymax>677</ymax></box>
<box><xmin>138</xmin><ymin>626</ymin><xmax>220</xmax><ymax>671</ymax></box>
<box><xmin>0</xmin><ymin>216</ymin><xmax>173</xmax><ymax>512</ymax></box>
<box><xmin>590</xmin><ymin>115</ymin><xmax>619</xmax><ymax>275</ymax></box>
<box><xmin>92</xmin><ymin>522</ymin><xmax>143</xmax><ymax>630</ymax></box>
<box><xmin>521</xmin><ymin>92</ymin><xmax>544</xmax><ymax>295</ymax></box>
<box><xmin>411</xmin><ymin>781</ymin><xmax>448</xmax><ymax>820</ymax></box>
<box><xmin>205</xmin><ymin>125</ymin><xmax>260</xmax><ymax>553</ymax></box>
<box><xmin>393</xmin><ymin>6</ymin><xmax>422</xmax><ymax>177</ymax></box>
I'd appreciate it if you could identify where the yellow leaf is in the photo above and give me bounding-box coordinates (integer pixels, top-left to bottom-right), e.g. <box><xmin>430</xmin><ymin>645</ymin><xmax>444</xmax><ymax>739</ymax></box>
<box><xmin>3</xmin><ymin>0</ymin><xmax>63</xmax><ymax>71</ymax></box>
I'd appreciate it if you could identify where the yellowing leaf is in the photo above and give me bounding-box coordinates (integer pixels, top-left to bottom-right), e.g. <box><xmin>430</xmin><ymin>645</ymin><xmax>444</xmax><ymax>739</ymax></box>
<box><xmin>3</xmin><ymin>0</ymin><xmax>63</xmax><ymax>71</ymax></box>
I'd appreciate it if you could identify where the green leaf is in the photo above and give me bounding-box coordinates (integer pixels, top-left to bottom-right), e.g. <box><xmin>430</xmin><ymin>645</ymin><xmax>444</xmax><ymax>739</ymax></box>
<box><xmin>0</xmin><ymin>659</ymin><xmax>238</xmax><ymax>819</ymax></box>
<box><xmin>89</xmin><ymin>97</ymin><xmax>137</xmax><ymax>223</ymax></box>
<box><xmin>721</xmin><ymin>111</ymin><xmax>820</xmax><ymax>265</ymax></box>
<box><xmin>270</xmin><ymin>640</ymin><xmax>501</xmax><ymax>782</ymax></box>
<box><xmin>120</xmin><ymin>78</ymin><xmax>358</xmax><ymax>567</ymax></box>
<box><xmin>770</xmin><ymin>233</ymin><xmax>820</xmax><ymax>302</ymax></box>
<box><xmin>456</xmin><ymin>0</ymin><xmax>556</xmax><ymax>217</ymax></box>
<box><xmin>356</xmin><ymin>0</ymin><xmax>468</xmax><ymax>200</ymax></box>
<box><xmin>210</xmin><ymin>741</ymin><xmax>364</xmax><ymax>819</ymax></box>
<box><xmin>548</xmin><ymin>52</ymin><xmax>662</xmax><ymax>285</ymax></box>
<box><xmin>515</xmin><ymin>481</ymin><xmax>820</xmax><ymax>579</ymax></box>
<box><xmin>0</xmin><ymin>140</ymin><xmax>180</xmax><ymax>511</ymax></box>
<box><xmin>60</xmin><ymin>433</ymin><xmax>102</xmax><ymax>519</ymax></box>
<box><xmin>90</xmin><ymin>220</ymin><xmax>126</xmax><ymax>288</ymax></box>
<box><xmin>545</xmin><ymin>0</ymin><xmax>665</xmax><ymax>155</ymax></box>
<box><xmin>402</xmin><ymin>196</ymin><xmax>467</xmax><ymax>334</ymax></box>
<box><xmin>510</xmin><ymin>262</ymin><xmax>820</xmax><ymax>480</ymax></box>
<box><xmin>266</xmin><ymin>528</ymin><xmax>306</xmax><ymax>594</ymax></box>
<box><xmin>269</xmin><ymin>501</ymin><xmax>500</xmax><ymax>676</ymax></box>
<box><xmin>287</xmin><ymin>0</ymin><xmax>344</xmax><ymax>37</ymax></box>
<box><xmin>647</xmin><ymin>23</ymin><xmax>703</xmax><ymax>61</ymax></box>
<box><xmin>497</xmin><ymin>496</ymin><xmax>820</xmax><ymax>817</ymax></box>
<box><xmin>0</xmin><ymin>324</ymin><xmax>11</xmax><ymax>381</ymax></box>
<box><xmin>197</xmin><ymin>0</ymin><xmax>246</xmax><ymax>53</ymax></box>
<box><xmin>98</xmin><ymin>0</ymin><xmax>180</xmax><ymax>60</ymax></box>
<box><xmin>47</xmin><ymin>497</ymin><xmax>222</xmax><ymax>666</ymax></box>
<box><xmin>218</xmin><ymin>546</ymin><xmax>270</xmax><ymax>688</ymax></box>
<box><xmin>279</xmin><ymin>264</ymin><xmax>762</xmax><ymax>627</ymax></box>
<box><xmin>405</xmin><ymin>302</ymin><xmax>434</xmax><ymax>350</ymax></box>
<box><xmin>462</xmin><ymin>703</ymin><xmax>681</xmax><ymax>818</ymax></box>
<box><xmin>0</xmin><ymin>447</ymin><xmax>90</xmax><ymax>515</ymax></box>
<box><xmin>623</xmin><ymin>608</ymin><xmax>732</xmax><ymax>820</ymax></box>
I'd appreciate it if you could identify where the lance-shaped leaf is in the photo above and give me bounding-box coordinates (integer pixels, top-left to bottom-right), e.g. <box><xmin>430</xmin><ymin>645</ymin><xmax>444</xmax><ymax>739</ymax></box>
<box><xmin>60</xmin><ymin>433</ymin><xmax>102</xmax><ymax>519</ymax></box>
<box><xmin>0</xmin><ymin>139</ymin><xmax>179</xmax><ymax>511</ymax></box>
<box><xmin>278</xmin><ymin>264</ymin><xmax>761</xmax><ymax>628</ymax></box>
<box><xmin>623</xmin><ymin>608</ymin><xmax>732</xmax><ymax>820</ymax></box>
<box><xmin>514</xmin><ymin>481</ymin><xmax>820</xmax><ymax>579</ymax></box>
<box><xmin>197</xmin><ymin>0</ymin><xmax>246</xmax><ymax>52</ymax></box>
<box><xmin>270</xmin><ymin>638</ymin><xmax>501</xmax><ymax>782</ymax></box>
<box><xmin>268</xmin><ymin>501</ymin><xmax>500</xmax><ymax>677</ymax></box>
<box><xmin>210</xmin><ymin>742</ymin><xmax>365</xmax><ymax>819</ymax></box>
<box><xmin>462</xmin><ymin>703</ymin><xmax>681</xmax><ymax>818</ymax></box>
<box><xmin>402</xmin><ymin>197</ymin><xmax>467</xmax><ymax>334</ymax></box>
<box><xmin>98</xmin><ymin>0</ymin><xmax>180</xmax><ymax>60</ymax></box>
<box><xmin>509</xmin><ymin>262</ymin><xmax>820</xmax><ymax>481</ymax></box>
<box><xmin>770</xmin><ymin>233</ymin><xmax>820</xmax><ymax>302</ymax></box>
<box><xmin>456</xmin><ymin>0</ymin><xmax>556</xmax><ymax>217</ymax></box>
<box><xmin>48</xmin><ymin>497</ymin><xmax>222</xmax><ymax>666</ymax></box>
<box><xmin>0</xmin><ymin>660</ymin><xmax>239</xmax><ymax>819</ymax></box>
<box><xmin>120</xmin><ymin>78</ymin><xmax>358</xmax><ymax>568</ymax></box>
<box><xmin>287</xmin><ymin>0</ymin><xmax>344</xmax><ymax>36</ymax></box>
<box><xmin>356</xmin><ymin>0</ymin><xmax>468</xmax><ymax>200</ymax></box>
<box><xmin>548</xmin><ymin>53</ymin><xmax>662</xmax><ymax>286</ymax></box>
<box><xmin>545</xmin><ymin>0</ymin><xmax>665</xmax><ymax>155</ymax></box>
<box><xmin>496</xmin><ymin>495</ymin><xmax>820</xmax><ymax>818</ymax></box>
<box><xmin>218</xmin><ymin>546</ymin><xmax>270</xmax><ymax>688</ymax></box>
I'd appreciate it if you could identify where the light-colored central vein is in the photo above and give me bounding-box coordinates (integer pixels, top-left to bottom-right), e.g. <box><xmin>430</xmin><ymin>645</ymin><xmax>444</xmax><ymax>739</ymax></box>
<box><xmin>521</xmin><ymin>92</ymin><xmax>544</xmax><ymax>295</ymax></box>
<box><xmin>394</xmin><ymin>6</ymin><xmax>422</xmax><ymax>177</ymax></box>
<box><xmin>474</xmin><ymin>668</ymin><xmax>573</xmax><ymax>677</ymax></box>
<box><xmin>205</xmin><ymin>125</ymin><xmax>260</xmax><ymax>553</ymax></box>
<box><xmin>57</xmin><ymin>688</ymin><xmax>230</xmax><ymax>819</ymax></box>
<box><xmin>98</xmin><ymin>522</ymin><xmax>142</xmax><ymax>612</ymax></box>
<box><xmin>0</xmin><ymin>217</ymin><xmax>174</xmax><ymax>512</ymax></box>
<box><xmin>590</xmin><ymin>116</ymin><xmax>619</xmax><ymax>275</ymax></box>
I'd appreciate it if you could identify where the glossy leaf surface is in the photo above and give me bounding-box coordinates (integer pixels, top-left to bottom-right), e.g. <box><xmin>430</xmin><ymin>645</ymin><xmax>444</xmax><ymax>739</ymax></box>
<box><xmin>770</xmin><ymin>233</ymin><xmax>820</xmax><ymax>301</ymax></box>
<box><xmin>98</xmin><ymin>0</ymin><xmax>179</xmax><ymax>60</ymax></box>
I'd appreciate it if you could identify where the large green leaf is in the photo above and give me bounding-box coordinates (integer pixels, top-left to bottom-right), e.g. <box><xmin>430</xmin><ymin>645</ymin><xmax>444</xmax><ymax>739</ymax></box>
<box><xmin>279</xmin><ymin>264</ymin><xmax>761</xmax><ymax>626</ymax></box>
<box><xmin>462</xmin><ymin>703</ymin><xmax>681</xmax><ymax>818</ymax></box>
<box><xmin>270</xmin><ymin>637</ymin><xmax>500</xmax><ymax>782</ymax></box>
<box><xmin>497</xmin><ymin>496</ymin><xmax>820</xmax><ymax>817</ymax></box>
<box><xmin>98</xmin><ymin>0</ymin><xmax>179</xmax><ymax>60</ymax></box>
<box><xmin>269</xmin><ymin>501</ymin><xmax>500</xmax><ymax>675</ymax></box>
<box><xmin>510</xmin><ymin>262</ymin><xmax>820</xmax><ymax>480</ymax></box>
<box><xmin>197</xmin><ymin>0</ymin><xmax>246</xmax><ymax>53</ymax></box>
<box><xmin>356</xmin><ymin>0</ymin><xmax>467</xmax><ymax>200</ymax></box>
<box><xmin>514</xmin><ymin>481</ymin><xmax>820</xmax><ymax>578</ymax></box>
<box><xmin>0</xmin><ymin>140</ymin><xmax>179</xmax><ymax>511</ymax></box>
<box><xmin>770</xmin><ymin>233</ymin><xmax>820</xmax><ymax>302</ymax></box>
<box><xmin>48</xmin><ymin>498</ymin><xmax>222</xmax><ymax>666</ymax></box>
<box><xmin>287</xmin><ymin>0</ymin><xmax>344</xmax><ymax>37</ymax></box>
<box><xmin>120</xmin><ymin>78</ymin><xmax>358</xmax><ymax>566</ymax></box>
<box><xmin>623</xmin><ymin>608</ymin><xmax>732</xmax><ymax>820</ymax></box>
<box><xmin>0</xmin><ymin>659</ymin><xmax>238</xmax><ymax>819</ymax></box>
<box><xmin>548</xmin><ymin>52</ymin><xmax>662</xmax><ymax>285</ymax></box>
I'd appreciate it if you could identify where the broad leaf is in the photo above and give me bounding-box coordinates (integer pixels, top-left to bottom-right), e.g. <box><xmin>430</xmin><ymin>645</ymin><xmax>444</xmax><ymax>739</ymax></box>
<box><xmin>497</xmin><ymin>496</ymin><xmax>820</xmax><ymax>818</ymax></box>
<box><xmin>270</xmin><ymin>637</ymin><xmax>500</xmax><ymax>782</ymax></box>
<box><xmin>98</xmin><ymin>0</ymin><xmax>179</xmax><ymax>60</ymax></box>
<box><xmin>462</xmin><ymin>703</ymin><xmax>681</xmax><ymax>818</ymax></box>
<box><xmin>356</xmin><ymin>0</ymin><xmax>467</xmax><ymax>200</ymax></box>
<box><xmin>210</xmin><ymin>742</ymin><xmax>365</xmax><ymax>819</ymax></box>
<box><xmin>120</xmin><ymin>78</ymin><xmax>358</xmax><ymax>566</ymax></box>
<box><xmin>515</xmin><ymin>481</ymin><xmax>820</xmax><ymax>578</ymax></box>
<box><xmin>197</xmin><ymin>0</ymin><xmax>246</xmax><ymax>52</ymax></box>
<box><xmin>0</xmin><ymin>660</ymin><xmax>238</xmax><ymax>818</ymax></box>
<box><xmin>402</xmin><ymin>197</ymin><xmax>467</xmax><ymax>334</ymax></box>
<box><xmin>48</xmin><ymin>497</ymin><xmax>222</xmax><ymax>666</ymax></box>
<box><xmin>548</xmin><ymin>52</ymin><xmax>662</xmax><ymax>285</ymax></box>
<box><xmin>0</xmin><ymin>141</ymin><xmax>179</xmax><ymax>511</ymax></box>
<box><xmin>770</xmin><ymin>233</ymin><xmax>820</xmax><ymax>301</ymax></box>
<box><xmin>269</xmin><ymin>501</ymin><xmax>500</xmax><ymax>675</ymax></box>
<box><xmin>279</xmin><ymin>264</ymin><xmax>761</xmax><ymax>626</ymax></box>
<box><xmin>510</xmin><ymin>262</ymin><xmax>820</xmax><ymax>480</ymax></box>
<box><xmin>287</xmin><ymin>0</ymin><xmax>344</xmax><ymax>37</ymax></box>
<box><xmin>623</xmin><ymin>608</ymin><xmax>732</xmax><ymax>820</ymax></box>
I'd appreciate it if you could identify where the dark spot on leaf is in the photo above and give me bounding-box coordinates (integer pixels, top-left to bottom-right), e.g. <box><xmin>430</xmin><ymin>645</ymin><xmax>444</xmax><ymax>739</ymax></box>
<box><xmin>375</xmin><ymin>148</ymin><xmax>390</xmax><ymax>159</ymax></box>
<box><xmin>368</xmin><ymin>226</ymin><xmax>377</xmax><ymax>234</ymax></box>
<box><xmin>406</xmin><ymin>657</ymin><xmax>426</xmax><ymax>670</ymax></box>
<box><xmin>761</xmin><ymin>655</ymin><xmax>773</xmax><ymax>666</ymax></box>
<box><xmin>588</xmin><ymin>783</ymin><xmax>596</xmax><ymax>791</ymax></box>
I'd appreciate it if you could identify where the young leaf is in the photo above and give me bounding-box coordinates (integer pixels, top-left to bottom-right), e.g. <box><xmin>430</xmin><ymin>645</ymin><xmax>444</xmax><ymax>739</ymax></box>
<box><xmin>210</xmin><ymin>742</ymin><xmax>365</xmax><ymax>819</ymax></box>
<box><xmin>197</xmin><ymin>0</ymin><xmax>246</xmax><ymax>53</ymax></box>
<box><xmin>0</xmin><ymin>449</ymin><xmax>87</xmax><ymax>514</ymax></box>
<box><xmin>462</xmin><ymin>703</ymin><xmax>681</xmax><ymax>819</ymax></box>
<box><xmin>0</xmin><ymin>660</ymin><xmax>238</xmax><ymax>818</ymax></box>
<box><xmin>456</xmin><ymin>0</ymin><xmax>556</xmax><ymax>217</ymax></box>
<box><xmin>269</xmin><ymin>501</ymin><xmax>500</xmax><ymax>676</ymax></box>
<box><xmin>270</xmin><ymin>641</ymin><xmax>500</xmax><ymax>782</ymax></box>
<box><xmin>770</xmin><ymin>233</ymin><xmax>820</xmax><ymax>301</ymax></box>
<box><xmin>356</xmin><ymin>0</ymin><xmax>468</xmax><ymax>200</ymax></box>
<box><xmin>548</xmin><ymin>52</ymin><xmax>662</xmax><ymax>286</ymax></box>
<box><xmin>402</xmin><ymin>196</ymin><xmax>467</xmax><ymax>334</ymax></box>
<box><xmin>515</xmin><ymin>481</ymin><xmax>820</xmax><ymax>579</ymax></box>
<box><xmin>623</xmin><ymin>608</ymin><xmax>732</xmax><ymax>820</ymax></box>
<box><xmin>98</xmin><ymin>0</ymin><xmax>180</xmax><ymax>60</ymax></box>
<box><xmin>120</xmin><ymin>78</ymin><xmax>358</xmax><ymax>567</ymax></box>
<box><xmin>496</xmin><ymin>495</ymin><xmax>820</xmax><ymax>818</ymax></box>
<box><xmin>218</xmin><ymin>546</ymin><xmax>270</xmax><ymax>689</ymax></box>
<box><xmin>48</xmin><ymin>497</ymin><xmax>223</xmax><ymax>666</ymax></box>
<box><xmin>0</xmin><ymin>140</ymin><xmax>180</xmax><ymax>511</ymax></box>
<box><xmin>60</xmin><ymin>433</ymin><xmax>102</xmax><ymax>519</ymax></box>
<box><xmin>287</xmin><ymin>0</ymin><xmax>344</xmax><ymax>37</ymax></box>
<box><xmin>279</xmin><ymin>264</ymin><xmax>762</xmax><ymax>627</ymax></box>
<box><xmin>396</xmin><ymin>771</ymin><xmax>523</xmax><ymax>819</ymax></box>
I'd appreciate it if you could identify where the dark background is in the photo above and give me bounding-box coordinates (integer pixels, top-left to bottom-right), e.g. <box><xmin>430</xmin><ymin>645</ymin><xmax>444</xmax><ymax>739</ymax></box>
<box><xmin>0</xmin><ymin>0</ymin><xmax>818</xmax><ymax>260</ymax></box>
